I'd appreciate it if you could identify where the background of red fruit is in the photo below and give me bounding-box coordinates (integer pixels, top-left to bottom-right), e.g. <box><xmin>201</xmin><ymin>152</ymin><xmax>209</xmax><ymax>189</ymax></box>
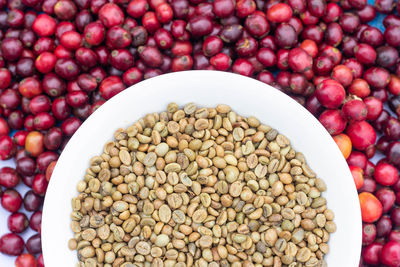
<box><xmin>0</xmin><ymin>0</ymin><xmax>400</xmax><ymax>265</ymax></box>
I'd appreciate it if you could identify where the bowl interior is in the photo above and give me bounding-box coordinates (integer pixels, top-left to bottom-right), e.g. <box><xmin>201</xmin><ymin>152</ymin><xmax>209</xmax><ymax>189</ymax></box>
<box><xmin>42</xmin><ymin>70</ymin><xmax>361</xmax><ymax>266</ymax></box>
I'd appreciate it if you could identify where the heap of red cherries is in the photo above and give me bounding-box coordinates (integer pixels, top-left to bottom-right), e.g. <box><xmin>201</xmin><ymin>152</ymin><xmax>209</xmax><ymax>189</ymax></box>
<box><xmin>0</xmin><ymin>0</ymin><xmax>400</xmax><ymax>265</ymax></box>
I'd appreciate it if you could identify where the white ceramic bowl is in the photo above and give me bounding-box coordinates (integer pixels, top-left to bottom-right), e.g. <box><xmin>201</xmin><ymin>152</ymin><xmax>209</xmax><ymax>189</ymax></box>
<box><xmin>42</xmin><ymin>71</ymin><xmax>361</xmax><ymax>266</ymax></box>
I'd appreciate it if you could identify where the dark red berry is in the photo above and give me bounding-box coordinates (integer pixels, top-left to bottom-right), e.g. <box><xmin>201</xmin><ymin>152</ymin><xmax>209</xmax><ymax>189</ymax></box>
<box><xmin>8</xmin><ymin>213</ymin><xmax>28</xmax><ymax>234</ymax></box>
<box><xmin>0</xmin><ymin>233</ymin><xmax>24</xmax><ymax>256</ymax></box>
<box><xmin>29</xmin><ymin>211</ymin><xmax>42</xmax><ymax>232</ymax></box>
<box><xmin>0</xmin><ymin>136</ymin><xmax>17</xmax><ymax>160</ymax></box>
<box><xmin>61</xmin><ymin>117</ymin><xmax>82</xmax><ymax>136</ymax></box>
<box><xmin>0</xmin><ymin>167</ymin><xmax>20</xmax><ymax>188</ymax></box>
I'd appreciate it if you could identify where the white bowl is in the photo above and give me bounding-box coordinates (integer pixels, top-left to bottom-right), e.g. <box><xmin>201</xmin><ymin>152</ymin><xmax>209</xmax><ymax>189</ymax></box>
<box><xmin>42</xmin><ymin>71</ymin><xmax>361</xmax><ymax>266</ymax></box>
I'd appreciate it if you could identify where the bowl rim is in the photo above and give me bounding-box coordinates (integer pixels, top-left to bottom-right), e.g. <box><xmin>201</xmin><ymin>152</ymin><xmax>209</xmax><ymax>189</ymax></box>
<box><xmin>42</xmin><ymin>70</ymin><xmax>362</xmax><ymax>266</ymax></box>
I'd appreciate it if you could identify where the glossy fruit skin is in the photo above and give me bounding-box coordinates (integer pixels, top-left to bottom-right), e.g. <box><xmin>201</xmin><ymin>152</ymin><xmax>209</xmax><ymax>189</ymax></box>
<box><xmin>350</xmin><ymin>165</ymin><xmax>364</xmax><ymax>190</ymax></box>
<box><xmin>18</xmin><ymin>77</ymin><xmax>42</xmax><ymax>99</ymax></box>
<box><xmin>33</xmin><ymin>112</ymin><xmax>55</xmax><ymax>131</ymax></box>
<box><xmin>43</xmin><ymin>128</ymin><xmax>63</xmax><ymax>151</ymax></box>
<box><xmin>377</xmin><ymin>136</ymin><xmax>391</xmax><ymax>155</ymax></box>
<box><xmin>376</xmin><ymin>46</ymin><xmax>399</xmax><ymax>70</ymax></box>
<box><xmin>373</xmin><ymin>110</ymin><xmax>390</xmax><ymax>134</ymax></box>
<box><xmin>122</xmin><ymin>67</ymin><xmax>143</xmax><ymax>86</ymax></box>
<box><xmin>235</xmin><ymin>37</ymin><xmax>258</xmax><ymax>57</ymax></box>
<box><xmin>362</xmin><ymin>223</ymin><xmax>377</xmax><ymax>246</ymax></box>
<box><xmin>0</xmin><ymin>136</ymin><xmax>17</xmax><ymax>160</ymax></box>
<box><xmin>23</xmin><ymin>190</ymin><xmax>42</xmax><ymax>212</ymax></box>
<box><xmin>363</xmin><ymin>67</ymin><xmax>391</xmax><ymax>89</ymax></box>
<box><xmin>315</xmin><ymin>79</ymin><xmax>346</xmax><ymax>109</ymax></box>
<box><xmin>288</xmin><ymin>47</ymin><xmax>313</xmax><ymax>73</ymax></box>
<box><xmin>267</xmin><ymin>3</ymin><xmax>293</xmax><ymax>23</ymax></box>
<box><xmin>45</xmin><ymin>161</ymin><xmax>57</xmax><ymax>182</ymax></box>
<box><xmin>35</xmin><ymin>52</ymin><xmax>56</xmax><ymax>74</ymax></box>
<box><xmin>359</xmin><ymin>177</ymin><xmax>377</xmax><ymax>194</ymax></box>
<box><xmin>392</xmin><ymin>207</ymin><xmax>400</xmax><ymax>227</ymax></box>
<box><xmin>389</xmin><ymin>230</ymin><xmax>400</xmax><ymax>243</ymax></box>
<box><xmin>364</xmin><ymin>97</ymin><xmax>383</xmax><ymax>121</ymax></box>
<box><xmin>359</xmin><ymin>192</ymin><xmax>383</xmax><ymax>223</ymax></box>
<box><xmin>354</xmin><ymin>43</ymin><xmax>377</xmax><ymax>65</ymax></box>
<box><xmin>84</xmin><ymin>21</ymin><xmax>105</xmax><ymax>46</ymax></box>
<box><xmin>54</xmin><ymin>59</ymin><xmax>80</xmax><ymax>80</ymax></box>
<box><xmin>7</xmin><ymin>110</ymin><xmax>24</xmax><ymax>130</ymax></box>
<box><xmin>318</xmin><ymin>109</ymin><xmax>347</xmax><ymax>135</ymax></box>
<box><xmin>171</xmin><ymin>55</ymin><xmax>193</xmax><ymax>71</ymax></box>
<box><xmin>389</xmin><ymin>75</ymin><xmax>400</xmax><ymax>96</ymax></box>
<box><xmin>60</xmin><ymin>117</ymin><xmax>81</xmax><ymax>137</ymax></box>
<box><xmin>257</xmin><ymin>70</ymin><xmax>274</xmax><ymax>85</ymax></box>
<box><xmin>384</xmin><ymin>117</ymin><xmax>400</xmax><ymax>141</ymax></box>
<box><xmin>342</xmin><ymin>99</ymin><xmax>368</xmax><ymax>121</ymax></box>
<box><xmin>387</xmin><ymin>142</ymin><xmax>400</xmax><ymax>169</ymax></box>
<box><xmin>0</xmin><ymin>233</ymin><xmax>24</xmax><ymax>256</ymax></box>
<box><xmin>8</xmin><ymin>213</ymin><xmax>29</xmax><ymax>234</ymax></box>
<box><xmin>0</xmin><ymin>167</ymin><xmax>21</xmax><ymax>188</ymax></box>
<box><xmin>99</xmin><ymin>76</ymin><xmax>125</xmax><ymax>100</ymax></box>
<box><xmin>245</xmin><ymin>14</ymin><xmax>270</xmax><ymax>38</ymax></box>
<box><xmin>13</xmin><ymin>131</ymin><xmax>28</xmax><ymax>147</ymax></box>
<box><xmin>346</xmin><ymin>121</ymin><xmax>376</xmax><ymax>151</ymax></box>
<box><xmin>29</xmin><ymin>211</ymin><xmax>42</xmax><ymax>232</ymax></box>
<box><xmin>376</xmin><ymin>188</ymin><xmax>396</xmax><ymax>214</ymax></box>
<box><xmin>213</xmin><ymin>0</ymin><xmax>235</xmax><ymax>18</ymax></box>
<box><xmin>0</xmin><ymin>68</ymin><xmax>11</xmax><ymax>89</ymax></box>
<box><xmin>0</xmin><ymin>120</ymin><xmax>10</xmax><ymax>141</ymax></box>
<box><xmin>1</xmin><ymin>189</ymin><xmax>22</xmax><ymax>213</ymax></box>
<box><xmin>362</xmin><ymin>242</ymin><xmax>383</xmax><ymax>265</ymax></box>
<box><xmin>377</xmin><ymin>215</ymin><xmax>393</xmax><ymax>237</ymax></box>
<box><xmin>210</xmin><ymin>53</ymin><xmax>231</xmax><ymax>70</ymax></box>
<box><xmin>29</xmin><ymin>95</ymin><xmax>51</xmax><ymax>115</ymax></box>
<box><xmin>16</xmin><ymin>157</ymin><xmax>36</xmax><ymax>177</ymax></box>
<box><xmin>232</xmin><ymin>58</ymin><xmax>254</xmax><ymax>76</ymax></box>
<box><xmin>38</xmin><ymin>254</ymin><xmax>44</xmax><ymax>267</ymax></box>
<box><xmin>236</xmin><ymin>0</ymin><xmax>256</xmax><ymax>18</ymax></box>
<box><xmin>314</xmin><ymin>56</ymin><xmax>335</xmax><ymax>76</ymax></box>
<box><xmin>274</xmin><ymin>24</ymin><xmax>297</xmax><ymax>49</ymax></box>
<box><xmin>333</xmin><ymin>133</ymin><xmax>352</xmax><ymax>159</ymax></box>
<box><xmin>26</xmin><ymin>234</ymin><xmax>41</xmax><ymax>254</ymax></box>
<box><xmin>0</xmin><ymin>89</ymin><xmax>21</xmax><ymax>110</ymax></box>
<box><xmin>15</xmin><ymin>254</ymin><xmax>37</xmax><ymax>267</ymax></box>
<box><xmin>375</xmin><ymin>162</ymin><xmax>399</xmax><ymax>186</ymax></box>
<box><xmin>365</xmin><ymin>159</ymin><xmax>376</xmax><ymax>176</ymax></box>
<box><xmin>32</xmin><ymin>14</ymin><xmax>56</xmax><ymax>37</ymax></box>
<box><xmin>98</xmin><ymin>3</ymin><xmax>124</xmax><ymax>28</ymax></box>
<box><xmin>36</xmin><ymin>151</ymin><xmax>58</xmax><ymax>173</ymax></box>
<box><xmin>153</xmin><ymin>28</ymin><xmax>173</xmax><ymax>50</ymax></box>
<box><xmin>127</xmin><ymin>0</ymin><xmax>148</xmax><ymax>18</ymax></box>
<box><xmin>25</xmin><ymin>131</ymin><xmax>44</xmax><ymax>157</ymax></box>
<box><xmin>187</xmin><ymin>15</ymin><xmax>213</xmax><ymax>37</ymax></box>
<box><xmin>138</xmin><ymin>46</ymin><xmax>163</xmax><ymax>67</ymax></box>
<box><xmin>385</xmin><ymin>25</ymin><xmax>400</xmax><ymax>47</ymax></box>
<box><xmin>60</xmin><ymin>31</ymin><xmax>82</xmax><ymax>51</ymax></box>
<box><xmin>42</xmin><ymin>73</ymin><xmax>66</xmax><ymax>98</ymax></box>
<box><xmin>381</xmin><ymin>241</ymin><xmax>400</xmax><ymax>267</ymax></box>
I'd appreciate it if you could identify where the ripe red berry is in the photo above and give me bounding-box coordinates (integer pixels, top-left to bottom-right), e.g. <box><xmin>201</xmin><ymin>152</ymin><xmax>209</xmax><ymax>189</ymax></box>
<box><xmin>375</xmin><ymin>162</ymin><xmax>399</xmax><ymax>186</ymax></box>
<box><xmin>32</xmin><ymin>14</ymin><xmax>56</xmax><ymax>37</ymax></box>
<box><xmin>346</xmin><ymin>121</ymin><xmax>376</xmax><ymax>151</ymax></box>
<box><xmin>315</xmin><ymin>79</ymin><xmax>346</xmax><ymax>109</ymax></box>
